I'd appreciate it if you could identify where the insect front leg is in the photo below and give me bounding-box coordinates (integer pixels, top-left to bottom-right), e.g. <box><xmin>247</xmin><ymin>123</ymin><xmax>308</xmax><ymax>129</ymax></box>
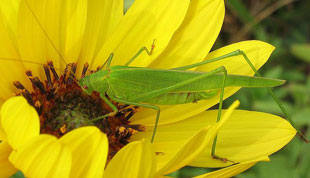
<box><xmin>90</xmin><ymin>93</ymin><xmax>119</xmax><ymax>122</ymax></box>
<box><xmin>99</xmin><ymin>53</ymin><xmax>114</xmax><ymax>70</ymax></box>
<box><xmin>108</xmin><ymin>95</ymin><xmax>160</xmax><ymax>143</ymax></box>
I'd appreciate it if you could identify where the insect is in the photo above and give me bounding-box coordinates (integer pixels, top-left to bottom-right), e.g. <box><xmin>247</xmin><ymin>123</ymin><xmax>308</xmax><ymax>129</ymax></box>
<box><xmin>77</xmin><ymin>45</ymin><xmax>309</xmax><ymax>161</ymax></box>
<box><xmin>1</xmin><ymin>44</ymin><xmax>297</xmax><ymax>161</ymax></box>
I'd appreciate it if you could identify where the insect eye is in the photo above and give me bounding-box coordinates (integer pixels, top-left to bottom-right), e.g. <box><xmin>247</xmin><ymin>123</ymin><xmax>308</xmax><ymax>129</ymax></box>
<box><xmin>83</xmin><ymin>85</ymin><xmax>88</xmax><ymax>89</ymax></box>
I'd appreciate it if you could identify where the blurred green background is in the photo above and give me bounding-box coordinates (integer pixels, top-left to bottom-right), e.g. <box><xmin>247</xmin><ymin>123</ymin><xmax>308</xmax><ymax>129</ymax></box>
<box><xmin>11</xmin><ymin>0</ymin><xmax>310</xmax><ymax>177</ymax></box>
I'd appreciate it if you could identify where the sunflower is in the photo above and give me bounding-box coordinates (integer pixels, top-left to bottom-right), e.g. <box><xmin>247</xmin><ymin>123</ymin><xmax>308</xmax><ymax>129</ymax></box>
<box><xmin>0</xmin><ymin>0</ymin><xmax>296</xmax><ymax>177</ymax></box>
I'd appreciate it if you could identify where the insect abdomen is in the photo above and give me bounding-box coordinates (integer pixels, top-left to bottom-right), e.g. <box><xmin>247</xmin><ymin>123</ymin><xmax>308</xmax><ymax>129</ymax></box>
<box><xmin>144</xmin><ymin>90</ymin><xmax>218</xmax><ymax>105</ymax></box>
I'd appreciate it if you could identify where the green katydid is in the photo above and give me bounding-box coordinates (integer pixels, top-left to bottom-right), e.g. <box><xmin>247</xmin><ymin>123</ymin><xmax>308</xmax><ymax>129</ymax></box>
<box><xmin>76</xmin><ymin>45</ymin><xmax>309</xmax><ymax>161</ymax></box>
<box><xmin>1</xmin><ymin>44</ymin><xmax>296</xmax><ymax>161</ymax></box>
<box><xmin>76</xmin><ymin>44</ymin><xmax>303</xmax><ymax>159</ymax></box>
<box><xmin>1</xmin><ymin>45</ymin><xmax>294</xmax><ymax>162</ymax></box>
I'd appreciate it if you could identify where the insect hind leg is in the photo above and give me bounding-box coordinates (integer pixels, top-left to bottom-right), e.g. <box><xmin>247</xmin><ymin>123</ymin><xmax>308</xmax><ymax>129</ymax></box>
<box><xmin>173</xmin><ymin>49</ymin><xmax>308</xmax><ymax>142</ymax></box>
<box><xmin>209</xmin><ymin>66</ymin><xmax>236</xmax><ymax>163</ymax></box>
<box><xmin>237</xmin><ymin>50</ymin><xmax>308</xmax><ymax>142</ymax></box>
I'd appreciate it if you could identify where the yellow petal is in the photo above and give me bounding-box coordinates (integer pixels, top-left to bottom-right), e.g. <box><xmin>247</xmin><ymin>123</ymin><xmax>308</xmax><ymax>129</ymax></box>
<box><xmin>93</xmin><ymin>0</ymin><xmax>190</xmax><ymax>68</ymax></box>
<box><xmin>197</xmin><ymin>40</ymin><xmax>275</xmax><ymax>74</ymax></box>
<box><xmin>187</xmin><ymin>110</ymin><xmax>295</xmax><ymax>167</ymax></box>
<box><xmin>78</xmin><ymin>0</ymin><xmax>123</xmax><ymax>74</ymax></box>
<box><xmin>17</xmin><ymin>0</ymin><xmax>87</xmax><ymax>72</ymax></box>
<box><xmin>0</xmin><ymin>141</ymin><xmax>17</xmax><ymax>177</ymax></box>
<box><xmin>131</xmin><ymin>40</ymin><xmax>275</xmax><ymax>126</ymax></box>
<box><xmin>1</xmin><ymin>96</ymin><xmax>40</xmax><ymax>150</ymax></box>
<box><xmin>59</xmin><ymin>0</ymin><xmax>87</xmax><ymax>64</ymax></box>
<box><xmin>194</xmin><ymin>157</ymin><xmax>270</xmax><ymax>178</ymax></box>
<box><xmin>103</xmin><ymin>140</ymin><xmax>156</xmax><ymax>178</ymax></box>
<box><xmin>17</xmin><ymin>0</ymin><xmax>61</xmax><ymax>78</ymax></box>
<box><xmin>0</xmin><ymin>0</ymin><xmax>20</xmax><ymax>42</ymax></box>
<box><xmin>0</xmin><ymin>115</ymin><xmax>6</xmax><ymax>140</ymax></box>
<box><xmin>9</xmin><ymin>134</ymin><xmax>71</xmax><ymax>178</ymax></box>
<box><xmin>0</xmin><ymin>0</ymin><xmax>19</xmax><ymax>30</ymax></box>
<box><xmin>150</xmin><ymin>0</ymin><xmax>225</xmax><ymax>69</ymax></box>
<box><xmin>0</xmin><ymin>8</ymin><xmax>30</xmax><ymax>100</ymax></box>
<box><xmin>59</xmin><ymin>126</ymin><xmax>108</xmax><ymax>178</ymax></box>
<box><xmin>134</xmin><ymin>108</ymin><xmax>295</xmax><ymax>168</ymax></box>
<box><xmin>132</xmin><ymin>101</ymin><xmax>294</xmax><ymax>170</ymax></box>
<box><xmin>152</xmin><ymin>101</ymin><xmax>239</xmax><ymax>176</ymax></box>
<box><xmin>154</xmin><ymin>127</ymin><xmax>212</xmax><ymax>176</ymax></box>
<box><xmin>0</xmin><ymin>127</ymin><xmax>5</xmax><ymax>141</ymax></box>
<box><xmin>0</xmin><ymin>97</ymin><xmax>5</xmax><ymax>141</ymax></box>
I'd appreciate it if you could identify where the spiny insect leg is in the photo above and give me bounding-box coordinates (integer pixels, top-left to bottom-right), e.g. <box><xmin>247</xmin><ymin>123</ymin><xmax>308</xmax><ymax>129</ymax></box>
<box><xmin>236</xmin><ymin>50</ymin><xmax>308</xmax><ymax>142</ymax></box>
<box><xmin>210</xmin><ymin>66</ymin><xmax>235</xmax><ymax>163</ymax></box>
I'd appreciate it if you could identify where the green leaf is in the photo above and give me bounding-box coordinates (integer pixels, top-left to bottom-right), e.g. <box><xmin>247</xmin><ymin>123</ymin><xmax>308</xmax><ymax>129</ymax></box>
<box><xmin>299</xmin><ymin>136</ymin><xmax>310</xmax><ymax>177</ymax></box>
<box><xmin>288</xmin><ymin>84</ymin><xmax>310</xmax><ymax>106</ymax></box>
<box><xmin>293</xmin><ymin>108</ymin><xmax>310</xmax><ymax>126</ymax></box>
<box><xmin>290</xmin><ymin>44</ymin><xmax>310</xmax><ymax>63</ymax></box>
<box><xmin>124</xmin><ymin>0</ymin><xmax>135</xmax><ymax>13</ymax></box>
<box><xmin>10</xmin><ymin>171</ymin><xmax>25</xmax><ymax>178</ymax></box>
<box><xmin>226</xmin><ymin>0</ymin><xmax>253</xmax><ymax>23</ymax></box>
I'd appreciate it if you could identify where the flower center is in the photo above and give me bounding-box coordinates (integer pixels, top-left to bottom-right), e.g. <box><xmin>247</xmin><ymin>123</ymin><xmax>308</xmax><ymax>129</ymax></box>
<box><xmin>14</xmin><ymin>61</ymin><xmax>144</xmax><ymax>160</ymax></box>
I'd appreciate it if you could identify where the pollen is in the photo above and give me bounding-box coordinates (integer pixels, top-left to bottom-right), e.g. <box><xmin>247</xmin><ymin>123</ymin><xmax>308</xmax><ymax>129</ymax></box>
<box><xmin>14</xmin><ymin>61</ymin><xmax>144</xmax><ymax>160</ymax></box>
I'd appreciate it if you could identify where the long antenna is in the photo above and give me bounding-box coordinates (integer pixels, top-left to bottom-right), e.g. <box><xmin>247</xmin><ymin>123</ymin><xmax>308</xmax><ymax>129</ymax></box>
<box><xmin>0</xmin><ymin>57</ymin><xmax>54</xmax><ymax>67</ymax></box>
<box><xmin>24</xmin><ymin>0</ymin><xmax>67</xmax><ymax>66</ymax></box>
<box><xmin>0</xmin><ymin>57</ymin><xmax>80</xmax><ymax>84</ymax></box>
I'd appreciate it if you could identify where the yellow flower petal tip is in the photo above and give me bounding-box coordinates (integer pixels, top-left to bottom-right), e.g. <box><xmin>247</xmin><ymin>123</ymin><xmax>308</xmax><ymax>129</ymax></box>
<box><xmin>60</xmin><ymin>126</ymin><xmax>109</xmax><ymax>178</ymax></box>
<box><xmin>9</xmin><ymin>134</ymin><xmax>72</xmax><ymax>178</ymax></box>
<box><xmin>1</xmin><ymin>96</ymin><xmax>40</xmax><ymax>150</ymax></box>
<box><xmin>94</xmin><ymin>0</ymin><xmax>191</xmax><ymax>67</ymax></box>
<box><xmin>150</xmin><ymin>0</ymin><xmax>225</xmax><ymax>69</ymax></box>
<box><xmin>189</xmin><ymin>110</ymin><xmax>296</xmax><ymax>168</ymax></box>
<box><xmin>0</xmin><ymin>141</ymin><xmax>18</xmax><ymax>177</ymax></box>
<box><xmin>0</xmin><ymin>122</ymin><xmax>6</xmax><ymax>141</ymax></box>
<box><xmin>215</xmin><ymin>100</ymin><xmax>240</xmax><ymax>130</ymax></box>
<box><xmin>103</xmin><ymin>139</ymin><xmax>156</xmax><ymax>178</ymax></box>
<box><xmin>194</xmin><ymin>156</ymin><xmax>270</xmax><ymax>178</ymax></box>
